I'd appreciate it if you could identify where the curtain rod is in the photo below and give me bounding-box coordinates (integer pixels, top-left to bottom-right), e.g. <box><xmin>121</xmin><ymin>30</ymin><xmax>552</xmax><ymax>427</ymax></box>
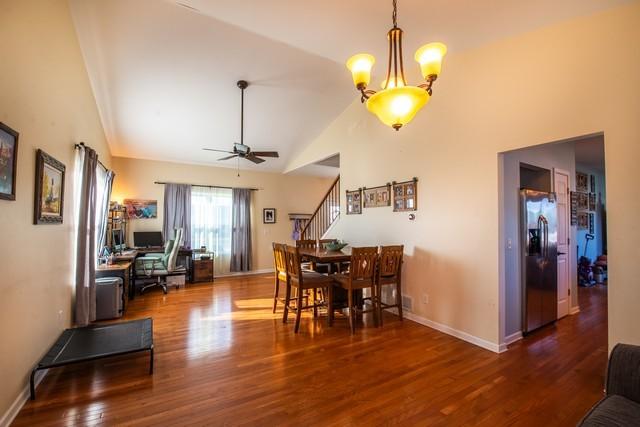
<box><xmin>74</xmin><ymin>142</ymin><xmax>108</xmax><ymax>171</ymax></box>
<box><xmin>154</xmin><ymin>181</ymin><xmax>260</xmax><ymax>191</ymax></box>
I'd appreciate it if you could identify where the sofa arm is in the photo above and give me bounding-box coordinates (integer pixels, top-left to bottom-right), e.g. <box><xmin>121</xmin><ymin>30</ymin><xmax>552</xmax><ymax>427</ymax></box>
<box><xmin>606</xmin><ymin>343</ymin><xmax>640</xmax><ymax>403</ymax></box>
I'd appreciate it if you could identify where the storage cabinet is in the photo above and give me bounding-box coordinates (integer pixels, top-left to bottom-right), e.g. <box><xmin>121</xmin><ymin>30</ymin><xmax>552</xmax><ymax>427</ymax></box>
<box><xmin>192</xmin><ymin>258</ymin><xmax>214</xmax><ymax>282</ymax></box>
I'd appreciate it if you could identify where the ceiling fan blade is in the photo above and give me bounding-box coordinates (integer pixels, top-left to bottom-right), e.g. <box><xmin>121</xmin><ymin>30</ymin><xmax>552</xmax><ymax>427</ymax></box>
<box><xmin>249</xmin><ymin>151</ymin><xmax>279</xmax><ymax>158</ymax></box>
<box><xmin>245</xmin><ymin>154</ymin><xmax>265</xmax><ymax>164</ymax></box>
<box><xmin>203</xmin><ymin>148</ymin><xmax>234</xmax><ymax>154</ymax></box>
<box><xmin>217</xmin><ymin>155</ymin><xmax>238</xmax><ymax>161</ymax></box>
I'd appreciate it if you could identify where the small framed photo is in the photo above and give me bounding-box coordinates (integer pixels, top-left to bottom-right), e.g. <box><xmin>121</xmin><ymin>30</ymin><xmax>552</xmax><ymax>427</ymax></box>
<box><xmin>263</xmin><ymin>208</ymin><xmax>276</xmax><ymax>224</ymax></box>
<box><xmin>0</xmin><ymin>122</ymin><xmax>19</xmax><ymax>201</ymax></box>
<box><xmin>363</xmin><ymin>184</ymin><xmax>391</xmax><ymax>208</ymax></box>
<box><xmin>346</xmin><ymin>189</ymin><xmax>362</xmax><ymax>215</ymax></box>
<box><xmin>576</xmin><ymin>192</ymin><xmax>589</xmax><ymax>210</ymax></box>
<box><xmin>34</xmin><ymin>149</ymin><xmax>65</xmax><ymax>224</ymax></box>
<box><xmin>577</xmin><ymin>212</ymin><xmax>589</xmax><ymax>230</ymax></box>
<box><xmin>588</xmin><ymin>193</ymin><xmax>596</xmax><ymax>211</ymax></box>
<box><xmin>392</xmin><ymin>178</ymin><xmax>418</xmax><ymax>212</ymax></box>
<box><xmin>590</xmin><ymin>175</ymin><xmax>596</xmax><ymax>193</ymax></box>
<box><xmin>576</xmin><ymin>172</ymin><xmax>589</xmax><ymax>193</ymax></box>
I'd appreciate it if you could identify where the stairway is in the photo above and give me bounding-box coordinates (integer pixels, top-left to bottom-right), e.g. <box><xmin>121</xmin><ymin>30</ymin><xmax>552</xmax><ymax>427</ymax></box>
<box><xmin>300</xmin><ymin>175</ymin><xmax>340</xmax><ymax>241</ymax></box>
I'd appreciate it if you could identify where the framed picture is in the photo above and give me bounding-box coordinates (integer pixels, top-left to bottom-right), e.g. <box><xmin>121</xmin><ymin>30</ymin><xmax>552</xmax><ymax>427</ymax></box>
<box><xmin>124</xmin><ymin>199</ymin><xmax>157</xmax><ymax>219</ymax></box>
<box><xmin>577</xmin><ymin>212</ymin><xmax>589</xmax><ymax>230</ymax></box>
<box><xmin>588</xmin><ymin>193</ymin><xmax>596</xmax><ymax>211</ymax></box>
<box><xmin>393</xmin><ymin>178</ymin><xmax>418</xmax><ymax>212</ymax></box>
<box><xmin>263</xmin><ymin>208</ymin><xmax>276</xmax><ymax>224</ymax></box>
<box><xmin>576</xmin><ymin>172</ymin><xmax>589</xmax><ymax>193</ymax></box>
<box><xmin>34</xmin><ymin>149</ymin><xmax>65</xmax><ymax>224</ymax></box>
<box><xmin>363</xmin><ymin>184</ymin><xmax>391</xmax><ymax>208</ymax></box>
<box><xmin>589</xmin><ymin>212</ymin><xmax>595</xmax><ymax>234</ymax></box>
<box><xmin>570</xmin><ymin>191</ymin><xmax>578</xmax><ymax>225</ymax></box>
<box><xmin>346</xmin><ymin>189</ymin><xmax>362</xmax><ymax>215</ymax></box>
<box><xmin>0</xmin><ymin>122</ymin><xmax>19</xmax><ymax>201</ymax></box>
<box><xmin>590</xmin><ymin>175</ymin><xmax>596</xmax><ymax>193</ymax></box>
<box><xmin>576</xmin><ymin>192</ymin><xmax>589</xmax><ymax>210</ymax></box>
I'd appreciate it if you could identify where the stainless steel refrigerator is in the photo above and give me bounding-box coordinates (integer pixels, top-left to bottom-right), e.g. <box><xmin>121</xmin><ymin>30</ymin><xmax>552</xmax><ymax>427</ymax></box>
<box><xmin>520</xmin><ymin>189</ymin><xmax>558</xmax><ymax>334</ymax></box>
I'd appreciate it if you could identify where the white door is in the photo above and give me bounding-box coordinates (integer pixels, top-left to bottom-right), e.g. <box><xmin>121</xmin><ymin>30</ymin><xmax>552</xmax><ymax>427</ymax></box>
<box><xmin>554</xmin><ymin>169</ymin><xmax>570</xmax><ymax>318</ymax></box>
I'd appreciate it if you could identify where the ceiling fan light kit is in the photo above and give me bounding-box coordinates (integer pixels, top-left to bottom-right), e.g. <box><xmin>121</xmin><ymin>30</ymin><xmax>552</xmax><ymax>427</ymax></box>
<box><xmin>346</xmin><ymin>0</ymin><xmax>447</xmax><ymax>131</ymax></box>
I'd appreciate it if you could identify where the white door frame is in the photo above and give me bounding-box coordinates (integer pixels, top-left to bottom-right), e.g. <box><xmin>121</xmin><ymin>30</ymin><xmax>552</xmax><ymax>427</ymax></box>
<box><xmin>553</xmin><ymin>167</ymin><xmax>572</xmax><ymax>318</ymax></box>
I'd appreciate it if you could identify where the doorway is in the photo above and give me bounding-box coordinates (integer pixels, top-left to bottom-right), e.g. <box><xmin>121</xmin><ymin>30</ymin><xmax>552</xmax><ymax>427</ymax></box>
<box><xmin>498</xmin><ymin>133</ymin><xmax>607</xmax><ymax>348</ymax></box>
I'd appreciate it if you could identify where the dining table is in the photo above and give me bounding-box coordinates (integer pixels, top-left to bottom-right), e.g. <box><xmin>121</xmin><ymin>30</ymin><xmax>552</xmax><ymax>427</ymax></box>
<box><xmin>297</xmin><ymin>246</ymin><xmax>352</xmax><ymax>266</ymax></box>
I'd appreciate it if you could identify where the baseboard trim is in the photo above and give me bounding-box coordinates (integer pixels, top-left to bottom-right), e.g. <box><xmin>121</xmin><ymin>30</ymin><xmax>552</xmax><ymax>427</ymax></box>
<box><xmin>0</xmin><ymin>369</ymin><xmax>47</xmax><ymax>427</ymax></box>
<box><xmin>570</xmin><ymin>305</ymin><xmax>581</xmax><ymax>315</ymax></box>
<box><xmin>215</xmin><ymin>269</ymin><xmax>273</xmax><ymax>278</ymax></box>
<box><xmin>498</xmin><ymin>331</ymin><xmax>524</xmax><ymax>352</ymax></box>
<box><xmin>403</xmin><ymin>312</ymin><xmax>501</xmax><ymax>354</ymax></box>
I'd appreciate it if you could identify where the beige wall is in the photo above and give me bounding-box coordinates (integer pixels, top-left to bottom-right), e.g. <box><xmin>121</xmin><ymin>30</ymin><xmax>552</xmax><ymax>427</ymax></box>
<box><xmin>111</xmin><ymin>157</ymin><xmax>335</xmax><ymax>272</ymax></box>
<box><xmin>0</xmin><ymin>0</ymin><xmax>111</xmax><ymax>420</ymax></box>
<box><xmin>287</xmin><ymin>2</ymin><xmax>640</xmax><ymax>350</ymax></box>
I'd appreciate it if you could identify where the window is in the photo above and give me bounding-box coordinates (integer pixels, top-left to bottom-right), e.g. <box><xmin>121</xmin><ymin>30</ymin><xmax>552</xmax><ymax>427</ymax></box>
<box><xmin>191</xmin><ymin>187</ymin><xmax>232</xmax><ymax>274</ymax></box>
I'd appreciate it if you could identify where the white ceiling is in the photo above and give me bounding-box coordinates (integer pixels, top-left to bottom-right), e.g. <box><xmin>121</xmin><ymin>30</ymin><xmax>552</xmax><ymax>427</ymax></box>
<box><xmin>70</xmin><ymin>0</ymin><xmax>630</xmax><ymax>173</ymax></box>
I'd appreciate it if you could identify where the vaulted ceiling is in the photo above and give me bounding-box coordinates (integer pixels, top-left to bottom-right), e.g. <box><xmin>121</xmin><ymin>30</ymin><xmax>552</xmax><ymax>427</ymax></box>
<box><xmin>69</xmin><ymin>0</ymin><xmax>630</xmax><ymax>172</ymax></box>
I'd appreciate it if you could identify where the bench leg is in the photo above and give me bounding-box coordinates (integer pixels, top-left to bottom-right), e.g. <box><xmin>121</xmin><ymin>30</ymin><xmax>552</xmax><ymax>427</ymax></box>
<box><xmin>30</xmin><ymin>368</ymin><xmax>37</xmax><ymax>400</ymax></box>
<box><xmin>149</xmin><ymin>348</ymin><xmax>154</xmax><ymax>375</ymax></box>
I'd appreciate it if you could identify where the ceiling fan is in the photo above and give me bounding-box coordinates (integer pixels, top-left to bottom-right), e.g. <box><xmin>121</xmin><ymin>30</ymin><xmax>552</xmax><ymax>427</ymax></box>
<box><xmin>203</xmin><ymin>80</ymin><xmax>279</xmax><ymax>165</ymax></box>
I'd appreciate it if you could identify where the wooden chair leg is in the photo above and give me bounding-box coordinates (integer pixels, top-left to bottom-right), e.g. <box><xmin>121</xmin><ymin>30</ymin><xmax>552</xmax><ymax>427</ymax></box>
<box><xmin>396</xmin><ymin>281</ymin><xmax>403</xmax><ymax>321</ymax></box>
<box><xmin>283</xmin><ymin>280</ymin><xmax>291</xmax><ymax>323</ymax></box>
<box><xmin>272</xmin><ymin>275</ymin><xmax>280</xmax><ymax>313</ymax></box>
<box><xmin>294</xmin><ymin>286</ymin><xmax>304</xmax><ymax>333</ymax></box>
<box><xmin>313</xmin><ymin>288</ymin><xmax>318</xmax><ymax>318</ymax></box>
<box><xmin>372</xmin><ymin>285</ymin><xmax>379</xmax><ymax>327</ymax></box>
<box><xmin>347</xmin><ymin>288</ymin><xmax>355</xmax><ymax>334</ymax></box>
<box><xmin>328</xmin><ymin>284</ymin><xmax>334</xmax><ymax>327</ymax></box>
<box><xmin>377</xmin><ymin>283</ymin><xmax>384</xmax><ymax>327</ymax></box>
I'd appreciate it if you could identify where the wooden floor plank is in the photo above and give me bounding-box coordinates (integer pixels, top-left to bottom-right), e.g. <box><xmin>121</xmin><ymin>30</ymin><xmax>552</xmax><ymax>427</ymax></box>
<box><xmin>13</xmin><ymin>275</ymin><xmax>608</xmax><ymax>426</ymax></box>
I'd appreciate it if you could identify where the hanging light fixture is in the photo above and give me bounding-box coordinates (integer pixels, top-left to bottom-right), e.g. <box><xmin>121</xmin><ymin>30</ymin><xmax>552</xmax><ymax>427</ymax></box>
<box><xmin>346</xmin><ymin>0</ymin><xmax>447</xmax><ymax>131</ymax></box>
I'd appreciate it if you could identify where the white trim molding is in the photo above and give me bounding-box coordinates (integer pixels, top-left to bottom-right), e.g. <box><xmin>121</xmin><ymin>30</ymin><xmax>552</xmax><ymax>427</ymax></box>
<box><xmin>498</xmin><ymin>331</ymin><xmax>524</xmax><ymax>352</ymax></box>
<box><xmin>215</xmin><ymin>268</ymin><xmax>274</xmax><ymax>278</ymax></box>
<box><xmin>404</xmin><ymin>312</ymin><xmax>501</xmax><ymax>353</ymax></box>
<box><xmin>0</xmin><ymin>369</ymin><xmax>47</xmax><ymax>427</ymax></box>
<box><xmin>570</xmin><ymin>305</ymin><xmax>581</xmax><ymax>315</ymax></box>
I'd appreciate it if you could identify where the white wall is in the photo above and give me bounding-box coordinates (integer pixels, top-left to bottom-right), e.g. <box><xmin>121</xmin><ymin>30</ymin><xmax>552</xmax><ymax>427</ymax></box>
<box><xmin>287</xmin><ymin>2</ymin><xmax>640</xmax><ymax>351</ymax></box>
<box><xmin>0</xmin><ymin>0</ymin><xmax>111</xmax><ymax>421</ymax></box>
<box><xmin>500</xmin><ymin>141</ymin><xmax>577</xmax><ymax>338</ymax></box>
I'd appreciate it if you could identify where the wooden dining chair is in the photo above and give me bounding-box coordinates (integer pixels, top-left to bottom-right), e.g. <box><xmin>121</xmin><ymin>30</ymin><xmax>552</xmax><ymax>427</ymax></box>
<box><xmin>272</xmin><ymin>243</ymin><xmax>288</xmax><ymax>313</ymax></box>
<box><xmin>330</xmin><ymin>247</ymin><xmax>379</xmax><ymax>334</ymax></box>
<box><xmin>375</xmin><ymin>245</ymin><xmax>404</xmax><ymax>326</ymax></box>
<box><xmin>283</xmin><ymin>245</ymin><xmax>334</xmax><ymax>333</ymax></box>
<box><xmin>295</xmin><ymin>239</ymin><xmax>317</xmax><ymax>271</ymax></box>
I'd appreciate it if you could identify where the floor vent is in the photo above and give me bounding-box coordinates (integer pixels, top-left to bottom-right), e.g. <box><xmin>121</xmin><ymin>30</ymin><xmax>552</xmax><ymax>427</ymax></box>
<box><xmin>402</xmin><ymin>295</ymin><xmax>413</xmax><ymax>312</ymax></box>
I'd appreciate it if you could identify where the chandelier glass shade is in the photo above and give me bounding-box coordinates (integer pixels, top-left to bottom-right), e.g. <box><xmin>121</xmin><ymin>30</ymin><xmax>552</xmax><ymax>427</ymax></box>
<box><xmin>346</xmin><ymin>1</ymin><xmax>446</xmax><ymax>130</ymax></box>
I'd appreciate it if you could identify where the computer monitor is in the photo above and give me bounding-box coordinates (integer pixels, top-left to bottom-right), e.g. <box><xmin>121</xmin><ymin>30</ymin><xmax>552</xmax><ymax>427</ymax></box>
<box><xmin>133</xmin><ymin>231</ymin><xmax>163</xmax><ymax>248</ymax></box>
<box><xmin>111</xmin><ymin>229</ymin><xmax>125</xmax><ymax>253</ymax></box>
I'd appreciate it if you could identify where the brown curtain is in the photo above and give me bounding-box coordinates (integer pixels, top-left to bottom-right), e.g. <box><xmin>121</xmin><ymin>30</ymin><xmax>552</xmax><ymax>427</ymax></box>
<box><xmin>230</xmin><ymin>188</ymin><xmax>252</xmax><ymax>272</ymax></box>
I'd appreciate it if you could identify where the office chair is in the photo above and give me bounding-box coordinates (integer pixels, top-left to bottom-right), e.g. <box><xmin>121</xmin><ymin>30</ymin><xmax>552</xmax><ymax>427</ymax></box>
<box><xmin>135</xmin><ymin>228</ymin><xmax>186</xmax><ymax>294</ymax></box>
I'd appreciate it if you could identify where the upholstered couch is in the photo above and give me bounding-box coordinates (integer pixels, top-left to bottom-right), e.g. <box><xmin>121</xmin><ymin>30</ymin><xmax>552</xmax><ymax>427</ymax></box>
<box><xmin>578</xmin><ymin>343</ymin><xmax>640</xmax><ymax>426</ymax></box>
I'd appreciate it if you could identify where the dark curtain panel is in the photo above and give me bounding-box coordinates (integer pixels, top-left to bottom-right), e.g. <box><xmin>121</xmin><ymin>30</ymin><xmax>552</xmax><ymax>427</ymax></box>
<box><xmin>96</xmin><ymin>169</ymin><xmax>114</xmax><ymax>256</ymax></box>
<box><xmin>75</xmin><ymin>146</ymin><xmax>98</xmax><ymax>326</ymax></box>
<box><xmin>230</xmin><ymin>188</ymin><xmax>252</xmax><ymax>272</ymax></box>
<box><xmin>163</xmin><ymin>183</ymin><xmax>191</xmax><ymax>248</ymax></box>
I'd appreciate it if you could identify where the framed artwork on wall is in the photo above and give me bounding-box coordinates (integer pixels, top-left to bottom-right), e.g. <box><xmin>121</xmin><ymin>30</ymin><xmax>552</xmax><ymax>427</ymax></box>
<box><xmin>576</xmin><ymin>172</ymin><xmax>589</xmax><ymax>193</ymax></box>
<box><xmin>589</xmin><ymin>212</ymin><xmax>595</xmax><ymax>233</ymax></box>
<box><xmin>263</xmin><ymin>208</ymin><xmax>276</xmax><ymax>224</ymax></box>
<box><xmin>576</xmin><ymin>192</ymin><xmax>589</xmax><ymax>210</ymax></box>
<box><xmin>588</xmin><ymin>193</ymin><xmax>596</xmax><ymax>211</ymax></box>
<box><xmin>392</xmin><ymin>178</ymin><xmax>418</xmax><ymax>212</ymax></box>
<box><xmin>345</xmin><ymin>189</ymin><xmax>362</xmax><ymax>214</ymax></box>
<box><xmin>34</xmin><ymin>149</ymin><xmax>65</xmax><ymax>224</ymax></box>
<box><xmin>590</xmin><ymin>175</ymin><xmax>596</xmax><ymax>193</ymax></box>
<box><xmin>0</xmin><ymin>122</ymin><xmax>19</xmax><ymax>201</ymax></box>
<box><xmin>577</xmin><ymin>212</ymin><xmax>589</xmax><ymax>230</ymax></box>
<box><xmin>124</xmin><ymin>199</ymin><xmax>158</xmax><ymax>219</ymax></box>
<box><xmin>570</xmin><ymin>191</ymin><xmax>578</xmax><ymax>225</ymax></box>
<box><xmin>363</xmin><ymin>184</ymin><xmax>391</xmax><ymax>208</ymax></box>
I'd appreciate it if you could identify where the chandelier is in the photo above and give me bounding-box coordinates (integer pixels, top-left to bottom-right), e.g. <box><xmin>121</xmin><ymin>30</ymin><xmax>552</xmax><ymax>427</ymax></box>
<box><xmin>346</xmin><ymin>0</ymin><xmax>447</xmax><ymax>131</ymax></box>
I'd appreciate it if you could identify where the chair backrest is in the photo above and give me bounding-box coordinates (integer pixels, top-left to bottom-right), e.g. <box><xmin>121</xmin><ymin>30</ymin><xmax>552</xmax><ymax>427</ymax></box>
<box><xmin>272</xmin><ymin>242</ymin><xmax>287</xmax><ymax>274</ymax></box>
<box><xmin>378</xmin><ymin>245</ymin><xmax>404</xmax><ymax>279</ymax></box>
<box><xmin>296</xmin><ymin>239</ymin><xmax>317</xmax><ymax>250</ymax></box>
<box><xmin>284</xmin><ymin>245</ymin><xmax>303</xmax><ymax>282</ymax></box>
<box><xmin>349</xmin><ymin>247</ymin><xmax>378</xmax><ymax>281</ymax></box>
<box><xmin>165</xmin><ymin>228</ymin><xmax>183</xmax><ymax>272</ymax></box>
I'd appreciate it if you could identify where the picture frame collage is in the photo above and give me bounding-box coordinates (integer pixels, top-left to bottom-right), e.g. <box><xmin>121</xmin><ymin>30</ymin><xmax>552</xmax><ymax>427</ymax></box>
<box><xmin>345</xmin><ymin>178</ymin><xmax>417</xmax><ymax>215</ymax></box>
<box><xmin>572</xmin><ymin>171</ymin><xmax>597</xmax><ymax>233</ymax></box>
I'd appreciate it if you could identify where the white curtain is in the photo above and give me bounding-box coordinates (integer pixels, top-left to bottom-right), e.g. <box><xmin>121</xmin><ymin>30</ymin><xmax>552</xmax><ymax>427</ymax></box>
<box><xmin>95</xmin><ymin>166</ymin><xmax>114</xmax><ymax>256</ymax></box>
<box><xmin>191</xmin><ymin>187</ymin><xmax>232</xmax><ymax>274</ymax></box>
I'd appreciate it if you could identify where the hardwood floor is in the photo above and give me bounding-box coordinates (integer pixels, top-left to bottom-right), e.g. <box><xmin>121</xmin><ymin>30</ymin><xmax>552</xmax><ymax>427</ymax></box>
<box><xmin>13</xmin><ymin>276</ymin><xmax>608</xmax><ymax>426</ymax></box>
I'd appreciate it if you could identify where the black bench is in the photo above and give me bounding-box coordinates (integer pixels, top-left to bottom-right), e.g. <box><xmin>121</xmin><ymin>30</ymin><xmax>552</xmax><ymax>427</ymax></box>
<box><xmin>30</xmin><ymin>318</ymin><xmax>154</xmax><ymax>400</ymax></box>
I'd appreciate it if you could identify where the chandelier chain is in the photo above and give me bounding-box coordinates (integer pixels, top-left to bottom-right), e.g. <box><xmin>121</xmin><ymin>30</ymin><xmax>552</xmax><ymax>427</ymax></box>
<box><xmin>392</xmin><ymin>0</ymin><xmax>398</xmax><ymax>28</ymax></box>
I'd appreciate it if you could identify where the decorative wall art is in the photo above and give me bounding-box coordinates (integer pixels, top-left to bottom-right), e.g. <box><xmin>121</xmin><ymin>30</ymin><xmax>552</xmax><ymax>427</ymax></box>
<box><xmin>392</xmin><ymin>178</ymin><xmax>418</xmax><ymax>212</ymax></box>
<box><xmin>345</xmin><ymin>189</ymin><xmax>362</xmax><ymax>214</ymax></box>
<box><xmin>589</xmin><ymin>193</ymin><xmax>596</xmax><ymax>211</ymax></box>
<box><xmin>590</xmin><ymin>175</ymin><xmax>596</xmax><ymax>193</ymax></box>
<box><xmin>0</xmin><ymin>122</ymin><xmax>19</xmax><ymax>201</ymax></box>
<box><xmin>589</xmin><ymin>212</ymin><xmax>595</xmax><ymax>234</ymax></box>
<box><xmin>577</xmin><ymin>212</ymin><xmax>589</xmax><ymax>230</ymax></box>
<box><xmin>263</xmin><ymin>208</ymin><xmax>276</xmax><ymax>224</ymax></box>
<box><xmin>576</xmin><ymin>192</ymin><xmax>589</xmax><ymax>210</ymax></box>
<box><xmin>576</xmin><ymin>172</ymin><xmax>589</xmax><ymax>193</ymax></box>
<box><xmin>34</xmin><ymin>149</ymin><xmax>65</xmax><ymax>224</ymax></box>
<box><xmin>570</xmin><ymin>191</ymin><xmax>578</xmax><ymax>226</ymax></box>
<box><xmin>124</xmin><ymin>199</ymin><xmax>158</xmax><ymax>219</ymax></box>
<box><xmin>363</xmin><ymin>184</ymin><xmax>391</xmax><ymax>208</ymax></box>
